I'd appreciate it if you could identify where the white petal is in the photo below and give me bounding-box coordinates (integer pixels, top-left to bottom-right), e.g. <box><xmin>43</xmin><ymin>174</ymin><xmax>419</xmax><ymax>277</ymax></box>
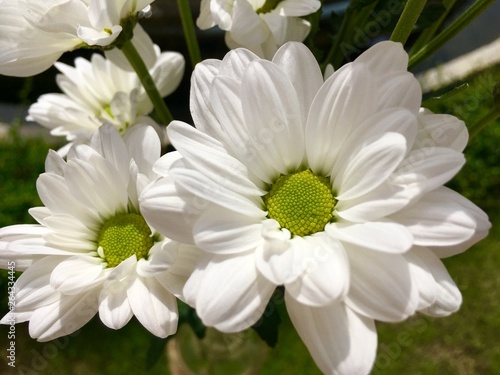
<box><xmin>127</xmin><ymin>276</ymin><xmax>178</xmax><ymax>338</ymax></box>
<box><xmin>429</xmin><ymin>188</ymin><xmax>491</xmax><ymax>258</ymax></box>
<box><xmin>29</xmin><ymin>289</ymin><xmax>100</xmax><ymax>341</ymax></box>
<box><xmin>190</xmin><ymin>60</ymin><xmax>227</xmax><ymax>140</ymax></box>
<box><xmin>107</xmin><ymin>255</ymin><xmax>137</xmax><ymax>281</ymax></box>
<box><xmin>336</xmin><ymin>183</ymin><xmax>413</xmax><ymax>223</ymax></box>
<box><xmin>326</xmin><ymin>221</ymin><xmax>413</xmax><ymax>254</ymax></box>
<box><xmin>65</xmin><ymin>158</ymin><xmax>128</xmax><ymax>217</ymax></box>
<box><xmin>13</xmin><ymin>257</ymin><xmax>63</xmax><ymax>311</ymax></box>
<box><xmin>345</xmin><ymin>244</ymin><xmax>418</xmax><ymax>322</ymax></box>
<box><xmin>155</xmin><ymin>244</ymin><xmax>201</xmax><ymax>299</ymax></box>
<box><xmin>285</xmin><ymin>234</ymin><xmax>350</xmax><ymax>307</ymax></box>
<box><xmin>416</xmin><ymin>108</ymin><xmax>468</xmax><ymax>152</ymax></box>
<box><xmin>44</xmin><ymin>149</ymin><xmax>67</xmax><ymax>175</ymax></box>
<box><xmin>255</xmin><ymin>219</ymin><xmax>303</xmax><ymax>285</ymax></box>
<box><xmin>286</xmin><ymin>296</ymin><xmax>377</xmax><ymax>375</ymax></box>
<box><xmin>241</xmin><ymin>59</ymin><xmax>305</xmax><ymax>174</ymax></box>
<box><xmin>277</xmin><ymin>0</ymin><xmax>321</xmax><ymax>16</ymax></box>
<box><xmin>334</xmin><ymin>132</ymin><xmax>407</xmax><ymax>201</ymax></box>
<box><xmin>194</xmin><ymin>206</ymin><xmax>264</xmax><ymax>254</ymax></box>
<box><xmin>150</xmin><ymin>51</ymin><xmax>185</xmax><ymax>98</ymax></box>
<box><xmin>123</xmin><ymin>124</ymin><xmax>161</xmax><ymax>180</ymax></box>
<box><xmin>197</xmin><ymin>0</ymin><xmax>216</xmax><ymax>29</ymax></box>
<box><xmin>335</xmin><ymin>108</ymin><xmax>418</xmax><ymax>159</ymax></box>
<box><xmin>183</xmin><ymin>252</ymin><xmax>275</xmax><ymax>332</ymax></box>
<box><xmin>89</xmin><ymin>124</ymin><xmax>131</xmax><ymax>183</ymax></box>
<box><xmin>36</xmin><ymin>173</ymin><xmax>99</xmax><ymax>227</ymax></box>
<box><xmin>42</xmin><ymin>214</ymin><xmax>96</xmax><ymax>243</ymax></box>
<box><xmin>210</xmin><ymin>0</ymin><xmax>234</xmax><ymax>30</ymax></box>
<box><xmin>167</xmin><ymin>121</ymin><xmax>263</xmax><ymax>196</ymax></box>
<box><xmin>19</xmin><ymin>0</ymin><xmax>89</xmax><ymax>34</ymax></box>
<box><xmin>77</xmin><ymin>25</ymin><xmax>121</xmax><ymax>46</ymax></box>
<box><xmin>391</xmin><ymin>187</ymin><xmax>479</xmax><ymax>247</ymax></box>
<box><xmin>169</xmin><ymin>158</ymin><xmax>265</xmax><ymax>218</ymax></box>
<box><xmin>0</xmin><ymin>224</ymin><xmax>77</xmax><ymax>257</ymax></box>
<box><xmin>136</xmin><ymin>241</ymin><xmax>177</xmax><ymax>278</ymax></box>
<box><xmin>272</xmin><ymin>42</ymin><xmax>323</xmax><ymax>124</ymax></box>
<box><xmin>219</xmin><ymin>47</ymin><xmax>260</xmax><ymax>78</ymax></box>
<box><xmin>230</xmin><ymin>0</ymin><xmax>268</xmax><ymax>45</ymax></box>
<box><xmin>376</xmin><ymin>71</ymin><xmax>422</xmax><ymax>113</ymax></box>
<box><xmin>139</xmin><ymin>177</ymin><xmax>197</xmax><ymax>244</ymax></box>
<box><xmin>355</xmin><ymin>40</ymin><xmax>408</xmax><ymax>76</ymax></box>
<box><xmin>151</xmin><ymin>150</ymin><xmax>182</xmax><ymax>177</ymax></box>
<box><xmin>406</xmin><ymin>247</ymin><xmax>462</xmax><ymax>316</ymax></box>
<box><xmin>404</xmin><ymin>248</ymin><xmax>438</xmax><ymax>311</ymax></box>
<box><xmin>50</xmin><ymin>256</ymin><xmax>105</xmax><ymax>295</ymax></box>
<box><xmin>99</xmin><ymin>280</ymin><xmax>133</xmax><ymax>330</ymax></box>
<box><xmin>392</xmin><ymin>147</ymin><xmax>465</xmax><ymax>197</ymax></box>
<box><xmin>306</xmin><ymin>63</ymin><xmax>377</xmax><ymax>175</ymax></box>
<box><xmin>209</xmin><ymin>75</ymin><xmax>276</xmax><ymax>183</ymax></box>
<box><xmin>414</xmin><ymin>248</ymin><xmax>462</xmax><ymax>317</ymax></box>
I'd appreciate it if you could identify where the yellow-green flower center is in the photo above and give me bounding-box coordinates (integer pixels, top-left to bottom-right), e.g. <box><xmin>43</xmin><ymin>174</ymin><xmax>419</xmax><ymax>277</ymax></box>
<box><xmin>265</xmin><ymin>169</ymin><xmax>336</xmax><ymax>237</ymax></box>
<box><xmin>97</xmin><ymin>213</ymin><xmax>153</xmax><ymax>268</ymax></box>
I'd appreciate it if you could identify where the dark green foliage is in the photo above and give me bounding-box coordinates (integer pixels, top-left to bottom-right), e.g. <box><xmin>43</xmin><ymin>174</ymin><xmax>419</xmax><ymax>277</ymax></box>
<box><xmin>252</xmin><ymin>288</ymin><xmax>283</xmax><ymax>348</ymax></box>
<box><xmin>424</xmin><ymin>65</ymin><xmax>500</xmax><ymax>213</ymax></box>
<box><xmin>0</xmin><ymin>126</ymin><xmax>49</xmax><ymax>227</ymax></box>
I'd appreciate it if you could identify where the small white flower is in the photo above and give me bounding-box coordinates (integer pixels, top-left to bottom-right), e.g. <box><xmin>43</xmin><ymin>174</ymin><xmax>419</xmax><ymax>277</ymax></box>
<box><xmin>27</xmin><ymin>44</ymin><xmax>185</xmax><ymax>154</ymax></box>
<box><xmin>0</xmin><ymin>0</ymin><xmax>155</xmax><ymax>76</ymax></box>
<box><xmin>0</xmin><ymin>124</ymin><xmax>196</xmax><ymax>341</ymax></box>
<box><xmin>140</xmin><ymin>42</ymin><xmax>491</xmax><ymax>374</ymax></box>
<box><xmin>197</xmin><ymin>0</ymin><xmax>321</xmax><ymax>58</ymax></box>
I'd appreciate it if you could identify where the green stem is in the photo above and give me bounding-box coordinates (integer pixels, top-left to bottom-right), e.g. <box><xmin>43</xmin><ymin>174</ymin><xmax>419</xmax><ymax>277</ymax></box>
<box><xmin>409</xmin><ymin>0</ymin><xmax>458</xmax><ymax>55</ymax></box>
<box><xmin>177</xmin><ymin>0</ymin><xmax>202</xmax><ymax>68</ymax></box>
<box><xmin>390</xmin><ymin>0</ymin><xmax>427</xmax><ymax>45</ymax></box>
<box><xmin>120</xmin><ymin>40</ymin><xmax>173</xmax><ymax>125</ymax></box>
<box><xmin>409</xmin><ymin>0</ymin><xmax>497</xmax><ymax>69</ymax></box>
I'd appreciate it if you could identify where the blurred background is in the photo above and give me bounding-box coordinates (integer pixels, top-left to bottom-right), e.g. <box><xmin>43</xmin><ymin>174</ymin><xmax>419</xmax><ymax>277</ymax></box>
<box><xmin>0</xmin><ymin>0</ymin><xmax>499</xmax><ymax>374</ymax></box>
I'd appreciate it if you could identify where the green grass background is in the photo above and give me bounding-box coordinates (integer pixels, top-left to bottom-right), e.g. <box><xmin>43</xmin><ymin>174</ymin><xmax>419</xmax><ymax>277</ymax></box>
<box><xmin>0</xmin><ymin>63</ymin><xmax>498</xmax><ymax>374</ymax></box>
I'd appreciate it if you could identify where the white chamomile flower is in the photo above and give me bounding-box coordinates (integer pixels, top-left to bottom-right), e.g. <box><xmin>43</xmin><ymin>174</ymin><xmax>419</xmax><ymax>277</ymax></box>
<box><xmin>27</xmin><ymin>45</ymin><xmax>185</xmax><ymax>154</ymax></box>
<box><xmin>197</xmin><ymin>0</ymin><xmax>321</xmax><ymax>58</ymax></box>
<box><xmin>140</xmin><ymin>41</ymin><xmax>491</xmax><ymax>374</ymax></box>
<box><xmin>0</xmin><ymin>124</ymin><xmax>196</xmax><ymax>342</ymax></box>
<box><xmin>0</xmin><ymin>0</ymin><xmax>155</xmax><ymax>76</ymax></box>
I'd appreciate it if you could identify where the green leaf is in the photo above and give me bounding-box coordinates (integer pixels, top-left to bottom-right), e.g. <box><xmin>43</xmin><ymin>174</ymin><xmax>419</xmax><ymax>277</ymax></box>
<box><xmin>422</xmin><ymin>83</ymin><xmax>469</xmax><ymax>110</ymax></box>
<box><xmin>251</xmin><ymin>289</ymin><xmax>283</xmax><ymax>348</ymax></box>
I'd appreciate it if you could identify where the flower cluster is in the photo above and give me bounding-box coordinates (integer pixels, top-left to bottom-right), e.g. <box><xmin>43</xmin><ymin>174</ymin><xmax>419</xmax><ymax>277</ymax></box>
<box><xmin>197</xmin><ymin>0</ymin><xmax>321</xmax><ymax>58</ymax></box>
<box><xmin>0</xmin><ymin>0</ymin><xmax>159</xmax><ymax>76</ymax></box>
<box><xmin>0</xmin><ymin>0</ymin><xmax>493</xmax><ymax>374</ymax></box>
<box><xmin>28</xmin><ymin>42</ymin><xmax>184</xmax><ymax>154</ymax></box>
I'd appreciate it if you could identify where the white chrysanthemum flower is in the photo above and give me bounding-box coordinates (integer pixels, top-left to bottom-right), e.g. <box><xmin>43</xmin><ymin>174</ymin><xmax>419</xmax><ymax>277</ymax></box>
<box><xmin>0</xmin><ymin>0</ymin><xmax>155</xmax><ymax>77</ymax></box>
<box><xmin>197</xmin><ymin>0</ymin><xmax>320</xmax><ymax>58</ymax></box>
<box><xmin>27</xmin><ymin>46</ymin><xmax>185</xmax><ymax>154</ymax></box>
<box><xmin>0</xmin><ymin>124</ymin><xmax>196</xmax><ymax>342</ymax></box>
<box><xmin>140</xmin><ymin>42</ymin><xmax>491</xmax><ymax>374</ymax></box>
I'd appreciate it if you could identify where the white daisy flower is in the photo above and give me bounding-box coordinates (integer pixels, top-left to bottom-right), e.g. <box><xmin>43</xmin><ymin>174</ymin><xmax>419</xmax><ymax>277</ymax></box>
<box><xmin>27</xmin><ymin>44</ymin><xmax>185</xmax><ymax>155</ymax></box>
<box><xmin>0</xmin><ymin>124</ymin><xmax>195</xmax><ymax>342</ymax></box>
<box><xmin>197</xmin><ymin>0</ymin><xmax>321</xmax><ymax>58</ymax></box>
<box><xmin>0</xmin><ymin>0</ymin><xmax>155</xmax><ymax>77</ymax></box>
<box><xmin>140</xmin><ymin>42</ymin><xmax>491</xmax><ymax>374</ymax></box>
